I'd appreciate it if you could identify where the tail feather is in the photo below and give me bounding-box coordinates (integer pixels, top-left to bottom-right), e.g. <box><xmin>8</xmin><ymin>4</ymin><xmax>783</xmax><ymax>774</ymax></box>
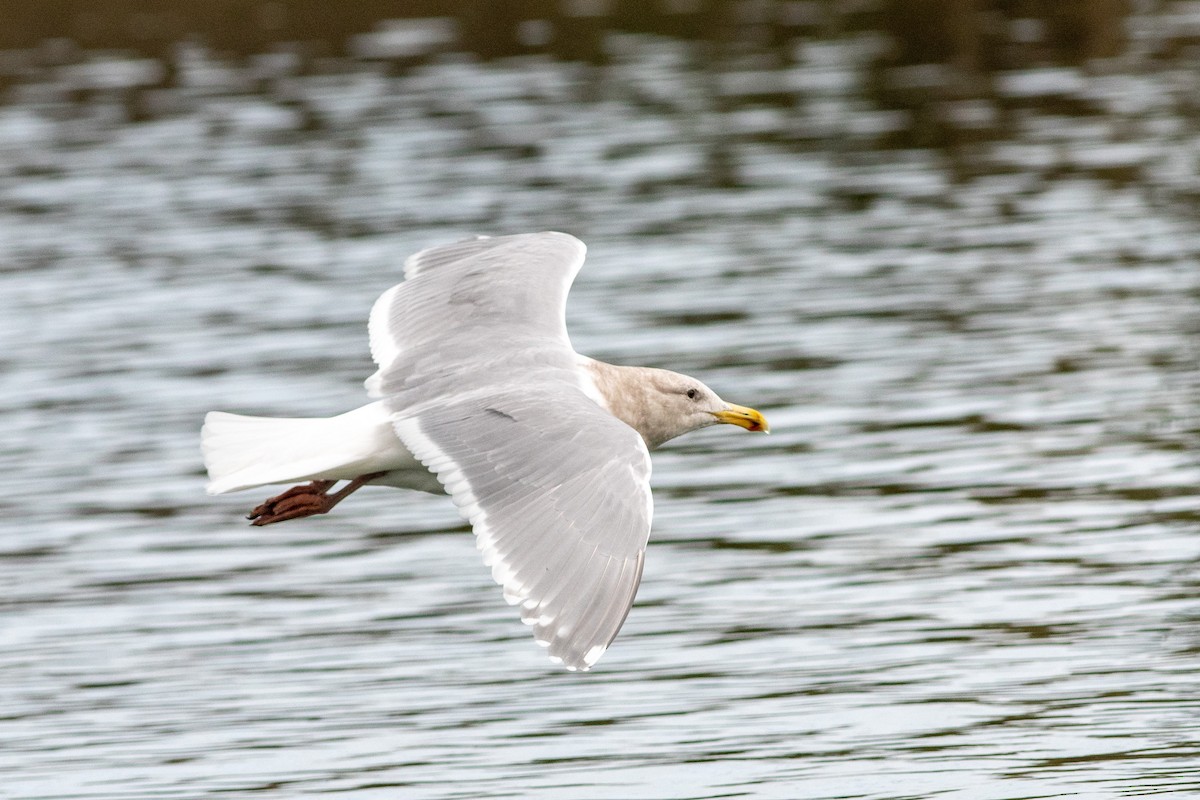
<box><xmin>201</xmin><ymin>402</ymin><xmax>408</xmax><ymax>495</ymax></box>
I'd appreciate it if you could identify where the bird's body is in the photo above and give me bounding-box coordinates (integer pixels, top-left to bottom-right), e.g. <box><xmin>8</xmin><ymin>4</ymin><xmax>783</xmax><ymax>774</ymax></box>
<box><xmin>202</xmin><ymin>232</ymin><xmax>767</xmax><ymax>670</ymax></box>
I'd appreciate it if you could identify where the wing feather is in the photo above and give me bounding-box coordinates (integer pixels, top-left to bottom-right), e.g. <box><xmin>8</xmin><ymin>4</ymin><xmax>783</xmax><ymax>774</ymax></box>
<box><xmin>395</xmin><ymin>395</ymin><xmax>651</xmax><ymax>670</ymax></box>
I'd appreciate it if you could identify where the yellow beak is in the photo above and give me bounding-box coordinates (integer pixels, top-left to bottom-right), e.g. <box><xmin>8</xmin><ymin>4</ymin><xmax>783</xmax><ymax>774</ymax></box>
<box><xmin>712</xmin><ymin>403</ymin><xmax>770</xmax><ymax>433</ymax></box>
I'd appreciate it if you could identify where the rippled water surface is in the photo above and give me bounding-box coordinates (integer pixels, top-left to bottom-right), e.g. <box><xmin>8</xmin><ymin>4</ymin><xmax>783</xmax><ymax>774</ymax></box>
<box><xmin>3</xmin><ymin>3</ymin><xmax>1200</xmax><ymax>798</ymax></box>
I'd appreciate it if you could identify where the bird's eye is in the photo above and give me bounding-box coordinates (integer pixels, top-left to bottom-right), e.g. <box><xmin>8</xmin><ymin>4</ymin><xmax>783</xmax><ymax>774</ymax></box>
<box><xmin>686</xmin><ymin>388</ymin><xmax>698</xmax><ymax>400</ymax></box>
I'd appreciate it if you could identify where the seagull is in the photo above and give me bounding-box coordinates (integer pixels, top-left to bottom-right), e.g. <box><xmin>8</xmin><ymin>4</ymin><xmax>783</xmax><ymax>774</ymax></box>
<box><xmin>202</xmin><ymin>232</ymin><xmax>768</xmax><ymax>670</ymax></box>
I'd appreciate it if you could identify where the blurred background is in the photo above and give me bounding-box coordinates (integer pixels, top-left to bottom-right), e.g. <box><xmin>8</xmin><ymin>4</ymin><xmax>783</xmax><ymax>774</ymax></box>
<box><xmin>2</xmin><ymin>1</ymin><xmax>1199</xmax><ymax>798</ymax></box>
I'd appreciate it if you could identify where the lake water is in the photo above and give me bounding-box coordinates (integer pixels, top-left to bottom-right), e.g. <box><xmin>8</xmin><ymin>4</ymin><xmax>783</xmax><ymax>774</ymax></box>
<box><xmin>2</xmin><ymin>3</ymin><xmax>1199</xmax><ymax>798</ymax></box>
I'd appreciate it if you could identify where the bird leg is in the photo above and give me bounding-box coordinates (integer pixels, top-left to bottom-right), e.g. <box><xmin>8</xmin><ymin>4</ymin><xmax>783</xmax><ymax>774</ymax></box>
<box><xmin>247</xmin><ymin>472</ymin><xmax>387</xmax><ymax>526</ymax></box>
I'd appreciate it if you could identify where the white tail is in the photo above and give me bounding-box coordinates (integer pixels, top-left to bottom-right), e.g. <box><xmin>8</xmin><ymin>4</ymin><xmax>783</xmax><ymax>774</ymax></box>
<box><xmin>201</xmin><ymin>401</ymin><xmax>411</xmax><ymax>495</ymax></box>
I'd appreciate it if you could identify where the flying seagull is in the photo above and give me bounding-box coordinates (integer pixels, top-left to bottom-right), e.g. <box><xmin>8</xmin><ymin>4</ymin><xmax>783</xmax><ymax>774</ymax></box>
<box><xmin>202</xmin><ymin>232</ymin><xmax>768</xmax><ymax>670</ymax></box>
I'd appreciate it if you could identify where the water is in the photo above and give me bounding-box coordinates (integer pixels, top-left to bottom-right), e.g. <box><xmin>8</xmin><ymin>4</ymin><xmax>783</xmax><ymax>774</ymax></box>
<box><xmin>2</xmin><ymin>3</ymin><xmax>1200</xmax><ymax>798</ymax></box>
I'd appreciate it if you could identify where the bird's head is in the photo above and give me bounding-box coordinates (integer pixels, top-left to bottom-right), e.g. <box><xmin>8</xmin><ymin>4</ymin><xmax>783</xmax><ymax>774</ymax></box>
<box><xmin>630</xmin><ymin>369</ymin><xmax>769</xmax><ymax>449</ymax></box>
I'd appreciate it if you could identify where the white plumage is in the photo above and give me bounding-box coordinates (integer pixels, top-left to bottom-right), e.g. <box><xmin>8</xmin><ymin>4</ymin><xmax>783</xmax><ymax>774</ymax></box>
<box><xmin>202</xmin><ymin>232</ymin><xmax>768</xmax><ymax>670</ymax></box>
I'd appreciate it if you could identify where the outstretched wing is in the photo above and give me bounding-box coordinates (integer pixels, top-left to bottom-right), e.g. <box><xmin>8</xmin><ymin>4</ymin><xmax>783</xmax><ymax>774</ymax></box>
<box><xmin>397</xmin><ymin>388</ymin><xmax>651</xmax><ymax>670</ymax></box>
<box><xmin>370</xmin><ymin>232</ymin><xmax>653</xmax><ymax>669</ymax></box>
<box><xmin>365</xmin><ymin>231</ymin><xmax>585</xmax><ymax>400</ymax></box>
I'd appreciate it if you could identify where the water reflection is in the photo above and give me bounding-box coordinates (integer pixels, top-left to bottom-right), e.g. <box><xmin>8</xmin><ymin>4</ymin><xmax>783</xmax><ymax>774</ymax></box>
<box><xmin>2</xmin><ymin>2</ymin><xmax>1199</xmax><ymax>799</ymax></box>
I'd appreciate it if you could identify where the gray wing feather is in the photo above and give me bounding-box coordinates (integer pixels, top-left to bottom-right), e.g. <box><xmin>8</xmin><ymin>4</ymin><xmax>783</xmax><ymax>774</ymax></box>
<box><xmin>395</xmin><ymin>390</ymin><xmax>651</xmax><ymax>670</ymax></box>
<box><xmin>402</xmin><ymin>235</ymin><xmax>500</xmax><ymax>279</ymax></box>
<box><xmin>375</xmin><ymin>232</ymin><xmax>652</xmax><ymax>670</ymax></box>
<box><xmin>370</xmin><ymin>232</ymin><xmax>586</xmax><ymax>392</ymax></box>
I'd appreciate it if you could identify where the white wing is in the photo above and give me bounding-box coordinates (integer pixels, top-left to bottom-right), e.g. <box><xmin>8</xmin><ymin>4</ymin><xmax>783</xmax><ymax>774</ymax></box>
<box><xmin>397</xmin><ymin>388</ymin><xmax>651</xmax><ymax>670</ymax></box>
<box><xmin>365</xmin><ymin>232</ymin><xmax>585</xmax><ymax>399</ymax></box>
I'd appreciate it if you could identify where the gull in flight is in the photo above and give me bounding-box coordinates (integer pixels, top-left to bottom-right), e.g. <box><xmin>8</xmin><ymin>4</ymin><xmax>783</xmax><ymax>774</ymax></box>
<box><xmin>202</xmin><ymin>232</ymin><xmax>768</xmax><ymax>670</ymax></box>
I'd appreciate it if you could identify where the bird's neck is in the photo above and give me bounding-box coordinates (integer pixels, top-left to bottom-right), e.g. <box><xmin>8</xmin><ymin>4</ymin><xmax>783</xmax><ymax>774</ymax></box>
<box><xmin>578</xmin><ymin>357</ymin><xmax>673</xmax><ymax>449</ymax></box>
